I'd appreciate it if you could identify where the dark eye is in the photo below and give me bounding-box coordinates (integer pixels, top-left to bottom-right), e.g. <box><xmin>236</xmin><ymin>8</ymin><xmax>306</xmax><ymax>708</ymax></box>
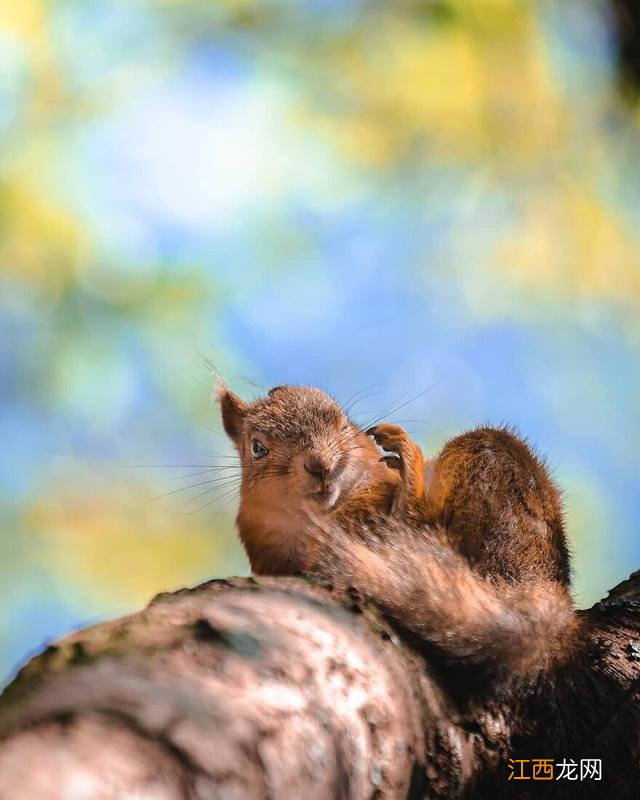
<box><xmin>251</xmin><ymin>439</ymin><xmax>268</xmax><ymax>459</ymax></box>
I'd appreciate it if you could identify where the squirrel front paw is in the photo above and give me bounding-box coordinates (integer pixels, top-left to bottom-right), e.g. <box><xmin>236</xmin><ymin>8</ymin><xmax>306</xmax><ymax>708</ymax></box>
<box><xmin>366</xmin><ymin>423</ymin><xmax>425</xmax><ymax>516</ymax></box>
<box><xmin>366</xmin><ymin>423</ymin><xmax>408</xmax><ymax>454</ymax></box>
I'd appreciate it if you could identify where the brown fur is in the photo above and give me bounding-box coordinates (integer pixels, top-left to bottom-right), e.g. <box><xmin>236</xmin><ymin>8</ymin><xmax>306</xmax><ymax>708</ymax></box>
<box><xmin>219</xmin><ymin>384</ymin><xmax>581</xmax><ymax>680</ymax></box>
<box><xmin>219</xmin><ymin>385</ymin><xmax>396</xmax><ymax>575</ymax></box>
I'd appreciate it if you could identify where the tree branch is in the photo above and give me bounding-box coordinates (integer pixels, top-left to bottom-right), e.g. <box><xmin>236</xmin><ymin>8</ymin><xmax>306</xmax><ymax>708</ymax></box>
<box><xmin>1</xmin><ymin>574</ymin><xmax>639</xmax><ymax>798</ymax></box>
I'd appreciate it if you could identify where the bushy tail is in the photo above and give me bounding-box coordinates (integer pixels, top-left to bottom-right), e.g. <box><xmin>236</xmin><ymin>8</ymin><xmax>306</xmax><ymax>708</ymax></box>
<box><xmin>306</xmin><ymin>517</ymin><xmax>581</xmax><ymax>679</ymax></box>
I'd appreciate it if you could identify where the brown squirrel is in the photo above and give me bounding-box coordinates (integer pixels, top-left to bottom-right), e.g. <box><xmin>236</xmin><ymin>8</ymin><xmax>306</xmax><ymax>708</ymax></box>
<box><xmin>219</xmin><ymin>384</ymin><xmax>581</xmax><ymax>680</ymax></box>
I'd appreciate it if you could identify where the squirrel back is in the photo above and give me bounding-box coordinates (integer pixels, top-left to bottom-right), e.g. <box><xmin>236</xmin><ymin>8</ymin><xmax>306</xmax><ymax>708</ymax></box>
<box><xmin>425</xmin><ymin>426</ymin><xmax>570</xmax><ymax>586</ymax></box>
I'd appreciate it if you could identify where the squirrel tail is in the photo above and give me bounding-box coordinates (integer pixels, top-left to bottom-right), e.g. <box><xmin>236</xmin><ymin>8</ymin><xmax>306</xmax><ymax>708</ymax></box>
<box><xmin>308</xmin><ymin>519</ymin><xmax>581</xmax><ymax>679</ymax></box>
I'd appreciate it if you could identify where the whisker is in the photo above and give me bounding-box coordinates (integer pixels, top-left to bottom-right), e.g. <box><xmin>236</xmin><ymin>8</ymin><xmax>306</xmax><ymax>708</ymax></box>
<box><xmin>180</xmin><ymin>486</ymin><xmax>219</xmax><ymax>509</ymax></box>
<box><xmin>184</xmin><ymin>484</ymin><xmax>241</xmax><ymax>516</ymax></box>
<box><xmin>201</xmin><ymin>425</ymin><xmax>233</xmax><ymax>440</ymax></box>
<box><xmin>341</xmin><ymin>444</ymin><xmax>371</xmax><ymax>455</ymax></box>
<box><xmin>212</xmin><ymin>492</ymin><xmax>242</xmax><ymax>516</ymax></box>
<box><xmin>169</xmin><ymin>467</ymin><xmax>240</xmax><ymax>481</ymax></box>
<box><xmin>149</xmin><ymin>475</ymin><xmax>241</xmax><ymax>502</ymax></box>
<box><xmin>388</xmin><ymin>418</ymin><xmax>443</xmax><ymax>433</ymax></box>
<box><xmin>199</xmin><ymin>449</ymin><xmax>240</xmax><ymax>459</ymax></box>
<box><xmin>357</xmin><ymin>389</ymin><xmax>416</xmax><ymax>430</ymax></box>
<box><xmin>341</xmin><ymin>385</ymin><xmax>391</xmax><ymax>415</ymax></box>
<box><xmin>360</xmin><ymin>378</ymin><xmax>445</xmax><ymax>432</ymax></box>
<box><xmin>340</xmin><ymin>384</ymin><xmax>378</xmax><ymax>410</ymax></box>
<box><xmin>126</xmin><ymin>464</ymin><xmax>225</xmax><ymax>469</ymax></box>
<box><xmin>180</xmin><ymin>479</ymin><xmax>241</xmax><ymax>510</ymax></box>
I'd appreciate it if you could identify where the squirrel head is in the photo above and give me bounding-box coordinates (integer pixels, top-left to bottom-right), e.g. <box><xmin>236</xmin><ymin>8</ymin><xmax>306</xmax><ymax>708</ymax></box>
<box><xmin>218</xmin><ymin>384</ymin><xmax>377</xmax><ymax>512</ymax></box>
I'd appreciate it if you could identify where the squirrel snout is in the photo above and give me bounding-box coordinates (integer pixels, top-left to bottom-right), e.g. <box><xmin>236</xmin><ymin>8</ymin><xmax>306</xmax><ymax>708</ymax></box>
<box><xmin>304</xmin><ymin>456</ymin><xmax>333</xmax><ymax>480</ymax></box>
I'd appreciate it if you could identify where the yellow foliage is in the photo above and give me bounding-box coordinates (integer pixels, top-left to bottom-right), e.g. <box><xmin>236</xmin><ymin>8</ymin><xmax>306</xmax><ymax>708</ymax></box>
<box><xmin>0</xmin><ymin>177</ymin><xmax>87</xmax><ymax>300</ymax></box>
<box><xmin>0</xmin><ymin>1</ymin><xmax>46</xmax><ymax>41</ymax></box>
<box><xmin>496</xmin><ymin>176</ymin><xmax>640</xmax><ymax>308</ymax></box>
<box><xmin>295</xmin><ymin>3</ymin><xmax>569</xmax><ymax>166</ymax></box>
<box><xmin>0</xmin><ymin>0</ymin><xmax>638</xmax><ymax>325</ymax></box>
<box><xmin>25</xmin><ymin>470</ymin><xmax>243</xmax><ymax>607</ymax></box>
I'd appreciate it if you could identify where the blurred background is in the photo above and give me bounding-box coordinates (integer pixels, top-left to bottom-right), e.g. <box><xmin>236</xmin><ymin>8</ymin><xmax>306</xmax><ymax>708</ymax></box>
<box><xmin>1</xmin><ymin>0</ymin><xmax>639</xmax><ymax>685</ymax></box>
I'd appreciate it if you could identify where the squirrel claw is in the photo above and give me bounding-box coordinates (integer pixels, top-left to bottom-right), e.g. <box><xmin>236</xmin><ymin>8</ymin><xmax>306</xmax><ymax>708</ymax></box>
<box><xmin>366</xmin><ymin>423</ymin><xmax>407</xmax><ymax>454</ymax></box>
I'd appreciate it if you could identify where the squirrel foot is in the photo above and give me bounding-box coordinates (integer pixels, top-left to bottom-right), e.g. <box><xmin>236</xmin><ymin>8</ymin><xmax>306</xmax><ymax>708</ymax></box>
<box><xmin>366</xmin><ymin>423</ymin><xmax>425</xmax><ymax>516</ymax></box>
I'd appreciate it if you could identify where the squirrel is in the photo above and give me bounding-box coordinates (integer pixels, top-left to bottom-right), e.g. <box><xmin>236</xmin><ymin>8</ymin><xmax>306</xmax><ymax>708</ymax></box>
<box><xmin>218</xmin><ymin>384</ymin><xmax>581</xmax><ymax>681</ymax></box>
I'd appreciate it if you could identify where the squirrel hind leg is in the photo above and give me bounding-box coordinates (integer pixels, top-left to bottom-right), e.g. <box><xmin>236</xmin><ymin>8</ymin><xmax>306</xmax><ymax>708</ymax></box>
<box><xmin>432</xmin><ymin>426</ymin><xmax>570</xmax><ymax>587</ymax></box>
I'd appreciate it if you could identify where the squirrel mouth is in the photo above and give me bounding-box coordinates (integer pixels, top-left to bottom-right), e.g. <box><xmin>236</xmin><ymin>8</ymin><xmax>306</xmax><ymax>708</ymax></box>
<box><xmin>310</xmin><ymin>485</ymin><xmax>337</xmax><ymax>506</ymax></box>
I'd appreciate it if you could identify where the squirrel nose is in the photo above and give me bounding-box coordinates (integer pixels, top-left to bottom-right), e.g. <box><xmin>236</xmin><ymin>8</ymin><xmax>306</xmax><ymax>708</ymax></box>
<box><xmin>304</xmin><ymin>456</ymin><xmax>331</xmax><ymax>480</ymax></box>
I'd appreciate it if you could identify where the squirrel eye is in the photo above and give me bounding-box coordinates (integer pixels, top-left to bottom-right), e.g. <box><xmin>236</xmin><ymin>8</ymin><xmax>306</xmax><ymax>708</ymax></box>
<box><xmin>251</xmin><ymin>439</ymin><xmax>268</xmax><ymax>459</ymax></box>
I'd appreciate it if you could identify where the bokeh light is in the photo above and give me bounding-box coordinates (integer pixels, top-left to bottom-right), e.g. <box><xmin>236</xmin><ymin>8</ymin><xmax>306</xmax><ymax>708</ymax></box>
<box><xmin>2</xmin><ymin>0</ymin><xmax>639</xmax><ymax>684</ymax></box>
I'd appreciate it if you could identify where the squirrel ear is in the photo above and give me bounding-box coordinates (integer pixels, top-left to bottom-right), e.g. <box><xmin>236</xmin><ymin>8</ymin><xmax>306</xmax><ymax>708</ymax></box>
<box><xmin>217</xmin><ymin>386</ymin><xmax>247</xmax><ymax>441</ymax></box>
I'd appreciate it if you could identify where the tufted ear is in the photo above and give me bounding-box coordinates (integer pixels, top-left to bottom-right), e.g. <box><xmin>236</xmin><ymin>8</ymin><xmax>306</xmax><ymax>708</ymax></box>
<box><xmin>217</xmin><ymin>386</ymin><xmax>248</xmax><ymax>443</ymax></box>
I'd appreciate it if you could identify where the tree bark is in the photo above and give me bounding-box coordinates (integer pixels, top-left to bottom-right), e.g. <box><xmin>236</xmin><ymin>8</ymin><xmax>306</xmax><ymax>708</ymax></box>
<box><xmin>0</xmin><ymin>573</ymin><xmax>639</xmax><ymax>799</ymax></box>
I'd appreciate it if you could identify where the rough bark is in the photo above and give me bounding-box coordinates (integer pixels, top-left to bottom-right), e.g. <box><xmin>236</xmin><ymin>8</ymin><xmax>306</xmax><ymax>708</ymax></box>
<box><xmin>0</xmin><ymin>573</ymin><xmax>639</xmax><ymax>799</ymax></box>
